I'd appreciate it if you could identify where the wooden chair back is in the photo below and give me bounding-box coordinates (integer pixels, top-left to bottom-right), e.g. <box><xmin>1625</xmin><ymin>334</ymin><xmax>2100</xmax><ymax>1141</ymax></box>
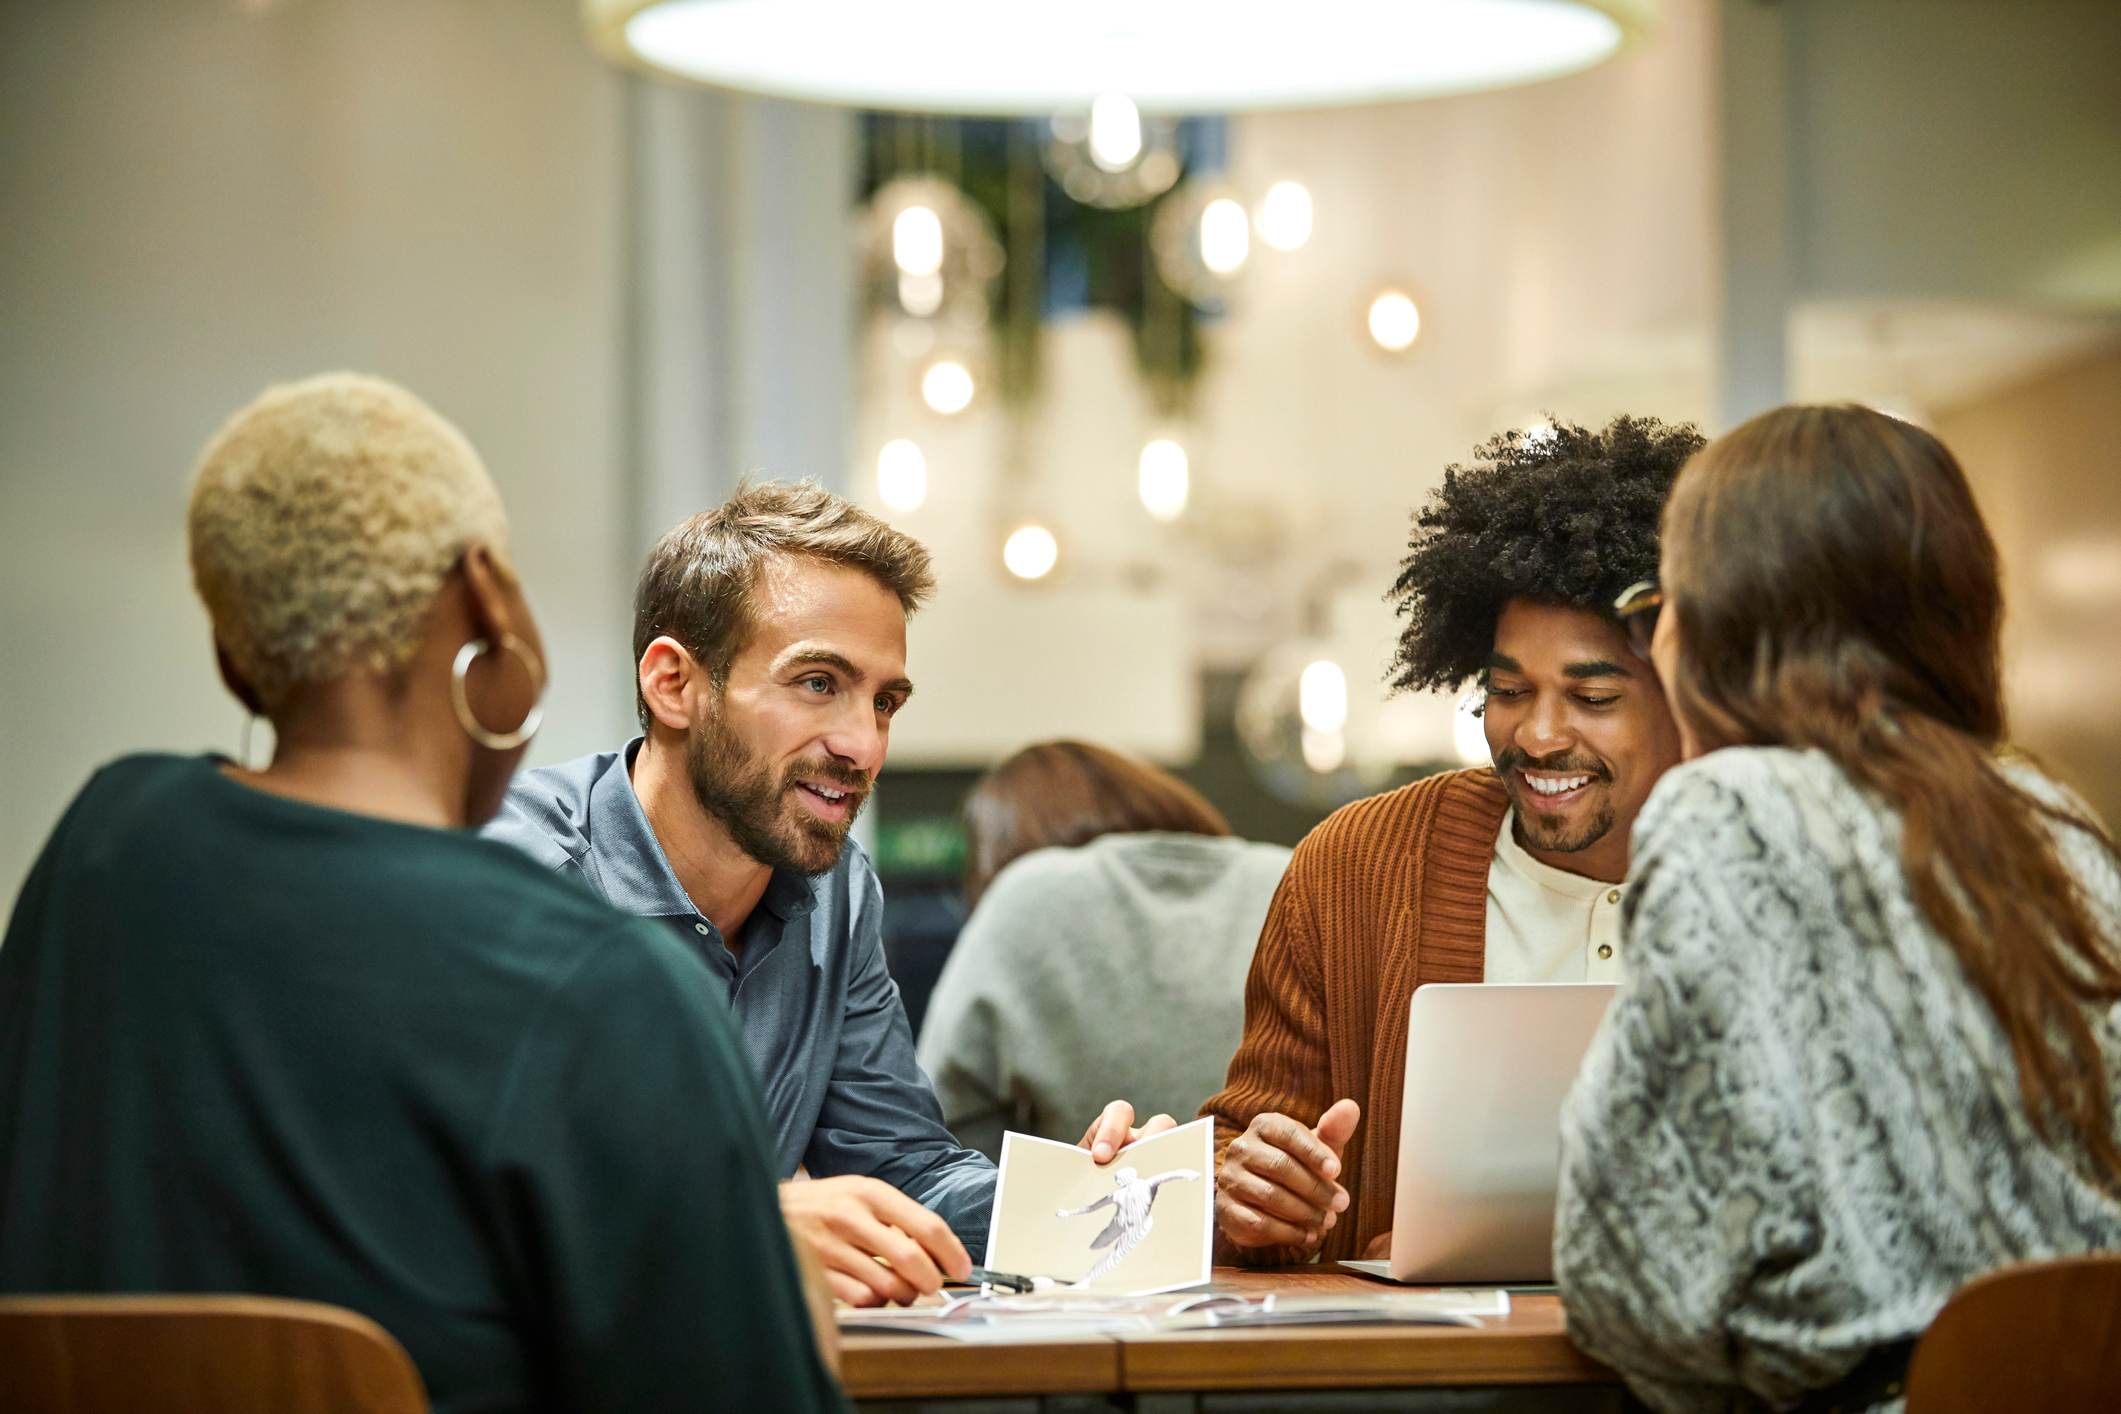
<box><xmin>0</xmin><ymin>1294</ymin><xmax>428</xmax><ymax>1414</ymax></box>
<box><xmin>1905</xmin><ymin>1254</ymin><xmax>2121</xmax><ymax>1413</ymax></box>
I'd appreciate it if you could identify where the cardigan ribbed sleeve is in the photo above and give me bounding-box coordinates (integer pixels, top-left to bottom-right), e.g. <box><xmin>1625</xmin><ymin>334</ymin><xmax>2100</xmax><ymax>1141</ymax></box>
<box><xmin>1200</xmin><ymin>768</ymin><xmax>1509</xmax><ymax>1265</ymax></box>
<box><xmin>1201</xmin><ymin>845</ymin><xmax>1338</xmax><ymax>1265</ymax></box>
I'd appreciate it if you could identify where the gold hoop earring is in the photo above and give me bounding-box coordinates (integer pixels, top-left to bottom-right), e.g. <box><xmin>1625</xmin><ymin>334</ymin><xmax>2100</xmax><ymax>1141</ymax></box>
<box><xmin>451</xmin><ymin>634</ymin><xmax>545</xmax><ymax>751</ymax></box>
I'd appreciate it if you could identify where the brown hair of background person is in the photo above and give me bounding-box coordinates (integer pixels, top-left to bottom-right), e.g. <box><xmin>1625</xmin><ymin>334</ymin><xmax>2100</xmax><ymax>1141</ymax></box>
<box><xmin>631</xmin><ymin>479</ymin><xmax>936</xmax><ymax>728</ymax></box>
<box><xmin>1660</xmin><ymin>403</ymin><xmax>2121</xmax><ymax>1186</ymax></box>
<box><xmin>961</xmin><ymin>741</ymin><xmax>1232</xmax><ymax>908</ymax></box>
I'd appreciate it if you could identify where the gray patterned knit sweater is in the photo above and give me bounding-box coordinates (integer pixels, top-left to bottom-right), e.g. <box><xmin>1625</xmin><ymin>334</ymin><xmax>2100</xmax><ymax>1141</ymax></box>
<box><xmin>1555</xmin><ymin>747</ymin><xmax>2121</xmax><ymax>1413</ymax></box>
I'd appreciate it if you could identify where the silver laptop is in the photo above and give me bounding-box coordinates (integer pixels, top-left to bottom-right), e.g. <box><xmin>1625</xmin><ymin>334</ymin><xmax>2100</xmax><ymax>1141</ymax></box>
<box><xmin>1350</xmin><ymin>982</ymin><xmax>1615</xmax><ymax>1285</ymax></box>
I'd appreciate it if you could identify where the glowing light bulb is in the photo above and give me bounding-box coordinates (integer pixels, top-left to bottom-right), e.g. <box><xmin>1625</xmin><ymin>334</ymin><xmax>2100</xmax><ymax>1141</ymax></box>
<box><xmin>875</xmin><ymin>439</ymin><xmax>927</xmax><ymax>512</ymax></box>
<box><xmin>1137</xmin><ymin>438</ymin><xmax>1190</xmax><ymax>521</ymax></box>
<box><xmin>1087</xmin><ymin>93</ymin><xmax>1143</xmax><ymax>172</ymax></box>
<box><xmin>920</xmin><ymin>359</ymin><xmax>975</xmax><ymax>415</ymax></box>
<box><xmin>892</xmin><ymin>204</ymin><xmax>944</xmax><ymax>277</ymax></box>
<box><xmin>1298</xmin><ymin>658</ymin><xmax>1349</xmax><ymax>733</ymax></box>
<box><xmin>1257</xmin><ymin>180</ymin><xmax>1314</xmax><ymax>252</ymax></box>
<box><xmin>1200</xmin><ymin>197</ymin><xmax>1250</xmax><ymax>276</ymax></box>
<box><xmin>1002</xmin><ymin>524</ymin><xmax>1059</xmax><ymax>580</ymax></box>
<box><xmin>1301</xmin><ymin>727</ymin><xmax>1347</xmax><ymax>774</ymax></box>
<box><xmin>1455</xmin><ymin>689</ymin><xmax>1491</xmax><ymax>766</ymax></box>
<box><xmin>897</xmin><ymin>271</ymin><xmax>943</xmax><ymax>317</ymax></box>
<box><xmin>1367</xmin><ymin>289</ymin><xmax>1421</xmax><ymax>352</ymax></box>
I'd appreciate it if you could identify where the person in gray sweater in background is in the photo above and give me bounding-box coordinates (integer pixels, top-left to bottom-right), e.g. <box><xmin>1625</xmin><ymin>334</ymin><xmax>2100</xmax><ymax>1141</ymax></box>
<box><xmin>1557</xmin><ymin>405</ymin><xmax>2121</xmax><ymax>1414</ymax></box>
<box><xmin>918</xmin><ymin>741</ymin><xmax>1291</xmax><ymax>1161</ymax></box>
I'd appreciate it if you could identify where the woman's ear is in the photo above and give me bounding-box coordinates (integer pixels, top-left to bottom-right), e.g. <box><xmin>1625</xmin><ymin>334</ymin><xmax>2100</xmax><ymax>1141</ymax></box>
<box><xmin>214</xmin><ymin>641</ymin><xmax>265</xmax><ymax>717</ymax></box>
<box><xmin>457</xmin><ymin>542</ymin><xmax>519</xmax><ymax>644</ymax></box>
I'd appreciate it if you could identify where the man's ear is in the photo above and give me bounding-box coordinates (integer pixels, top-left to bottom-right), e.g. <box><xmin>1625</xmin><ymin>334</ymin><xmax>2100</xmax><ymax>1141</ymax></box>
<box><xmin>638</xmin><ymin>635</ymin><xmax>706</xmax><ymax>732</ymax></box>
<box><xmin>214</xmin><ymin>641</ymin><xmax>265</xmax><ymax>717</ymax></box>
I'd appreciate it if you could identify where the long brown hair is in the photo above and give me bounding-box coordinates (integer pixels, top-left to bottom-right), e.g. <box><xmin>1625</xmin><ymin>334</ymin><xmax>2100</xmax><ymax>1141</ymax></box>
<box><xmin>1662</xmin><ymin>404</ymin><xmax>2121</xmax><ymax>1183</ymax></box>
<box><xmin>961</xmin><ymin>741</ymin><xmax>1231</xmax><ymax>909</ymax></box>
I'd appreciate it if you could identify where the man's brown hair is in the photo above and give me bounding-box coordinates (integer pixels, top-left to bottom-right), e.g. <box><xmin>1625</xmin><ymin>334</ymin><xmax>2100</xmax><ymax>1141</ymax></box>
<box><xmin>961</xmin><ymin>740</ymin><xmax>1232</xmax><ymax>909</ymax></box>
<box><xmin>632</xmin><ymin>480</ymin><xmax>935</xmax><ymax>728</ymax></box>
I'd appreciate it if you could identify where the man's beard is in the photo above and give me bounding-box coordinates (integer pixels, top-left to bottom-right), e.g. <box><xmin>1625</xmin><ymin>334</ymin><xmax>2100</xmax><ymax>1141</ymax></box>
<box><xmin>1494</xmin><ymin>745</ymin><xmax>1615</xmax><ymax>856</ymax></box>
<box><xmin>685</xmin><ymin>710</ymin><xmax>869</xmax><ymax>878</ymax></box>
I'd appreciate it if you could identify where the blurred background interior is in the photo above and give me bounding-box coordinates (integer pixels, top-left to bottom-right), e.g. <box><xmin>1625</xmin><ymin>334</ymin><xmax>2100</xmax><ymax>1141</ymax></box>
<box><xmin>2</xmin><ymin>0</ymin><xmax>2116</xmax><ymax>1024</ymax></box>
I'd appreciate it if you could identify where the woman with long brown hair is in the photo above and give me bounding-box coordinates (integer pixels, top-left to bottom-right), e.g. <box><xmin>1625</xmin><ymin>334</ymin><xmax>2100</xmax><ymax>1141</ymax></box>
<box><xmin>1555</xmin><ymin>404</ymin><xmax>2121</xmax><ymax>1414</ymax></box>
<box><xmin>917</xmin><ymin>741</ymin><xmax>1291</xmax><ymax>1159</ymax></box>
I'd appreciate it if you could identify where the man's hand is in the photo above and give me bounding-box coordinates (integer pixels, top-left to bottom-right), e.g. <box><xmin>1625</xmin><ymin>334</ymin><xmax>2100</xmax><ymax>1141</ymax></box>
<box><xmin>1077</xmin><ymin>1100</ymin><xmax>1178</xmax><ymax>1164</ymax></box>
<box><xmin>1213</xmin><ymin>1098</ymin><xmax>1360</xmax><ymax>1253</ymax></box>
<box><xmin>779</xmin><ymin>1175</ymin><xmax>971</xmax><ymax>1307</ymax></box>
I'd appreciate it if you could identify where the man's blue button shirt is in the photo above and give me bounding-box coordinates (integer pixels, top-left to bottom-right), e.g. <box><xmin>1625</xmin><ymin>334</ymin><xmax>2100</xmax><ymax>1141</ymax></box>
<box><xmin>484</xmin><ymin>739</ymin><xmax>995</xmax><ymax>1257</ymax></box>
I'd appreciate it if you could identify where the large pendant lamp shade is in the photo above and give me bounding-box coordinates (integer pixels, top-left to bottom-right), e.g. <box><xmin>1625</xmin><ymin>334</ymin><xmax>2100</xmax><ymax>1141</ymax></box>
<box><xmin>585</xmin><ymin>0</ymin><xmax>1656</xmax><ymax>115</ymax></box>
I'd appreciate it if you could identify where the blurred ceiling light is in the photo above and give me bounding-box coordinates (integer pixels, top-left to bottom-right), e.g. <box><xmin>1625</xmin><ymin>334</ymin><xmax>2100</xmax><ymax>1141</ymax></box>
<box><xmin>892</xmin><ymin>204</ymin><xmax>944</xmax><ymax>277</ymax></box>
<box><xmin>1367</xmin><ymin>289</ymin><xmax>1421</xmax><ymax>352</ymax></box>
<box><xmin>1200</xmin><ymin>198</ymin><xmax>1250</xmax><ymax>276</ymax></box>
<box><xmin>920</xmin><ymin>359</ymin><xmax>975</xmax><ymax>415</ymax></box>
<box><xmin>1138</xmin><ymin>438</ymin><xmax>1190</xmax><ymax>521</ymax></box>
<box><xmin>1087</xmin><ymin>94</ymin><xmax>1144</xmax><ymax>172</ymax></box>
<box><xmin>897</xmin><ymin>271</ymin><xmax>944</xmax><ymax>317</ymax></box>
<box><xmin>1002</xmin><ymin>524</ymin><xmax>1059</xmax><ymax>580</ymax></box>
<box><xmin>591</xmin><ymin>0</ymin><xmax>1654</xmax><ymax>114</ymax></box>
<box><xmin>1256</xmin><ymin>181</ymin><xmax>1314</xmax><ymax>252</ymax></box>
<box><xmin>876</xmin><ymin>439</ymin><xmax>928</xmax><ymax>512</ymax></box>
<box><xmin>1298</xmin><ymin>658</ymin><xmax>1350</xmax><ymax>734</ymax></box>
<box><xmin>2038</xmin><ymin>535</ymin><xmax>2121</xmax><ymax>608</ymax></box>
<box><xmin>1301</xmin><ymin>727</ymin><xmax>1348</xmax><ymax>774</ymax></box>
<box><xmin>1455</xmin><ymin>689</ymin><xmax>1491</xmax><ymax>766</ymax></box>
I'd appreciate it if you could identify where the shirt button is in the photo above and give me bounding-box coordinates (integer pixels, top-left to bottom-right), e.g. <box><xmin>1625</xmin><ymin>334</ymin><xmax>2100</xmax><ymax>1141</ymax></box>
<box><xmin>1597</xmin><ymin>944</ymin><xmax>1614</xmax><ymax>960</ymax></box>
<box><xmin>1606</xmin><ymin>889</ymin><xmax>1621</xmax><ymax>904</ymax></box>
<box><xmin>694</xmin><ymin>922</ymin><xmax>711</xmax><ymax>936</ymax></box>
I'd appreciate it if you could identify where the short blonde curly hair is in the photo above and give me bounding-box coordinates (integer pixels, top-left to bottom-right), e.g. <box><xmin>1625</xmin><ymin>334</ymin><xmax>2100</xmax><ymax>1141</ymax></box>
<box><xmin>188</xmin><ymin>373</ymin><xmax>508</xmax><ymax>715</ymax></box>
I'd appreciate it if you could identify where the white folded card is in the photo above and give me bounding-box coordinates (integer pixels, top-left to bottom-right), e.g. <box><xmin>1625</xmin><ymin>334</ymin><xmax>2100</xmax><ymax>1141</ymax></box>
<box><xmin>984</xmin><ymin>1117</ymin><xmax>1215</xmax><ymax>1295</ymax></box>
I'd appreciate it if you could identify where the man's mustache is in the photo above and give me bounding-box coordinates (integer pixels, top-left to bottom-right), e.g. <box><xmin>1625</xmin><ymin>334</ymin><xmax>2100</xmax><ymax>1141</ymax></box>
<box><xmin>782</xmin><ymin>760</ymin><xmax>872</xmax><ymax>794</ymax></box>
<box><xmin>1494</xmin><ymin>746</ymin><xmax>1609</xmax><ymax>781</ymax></box>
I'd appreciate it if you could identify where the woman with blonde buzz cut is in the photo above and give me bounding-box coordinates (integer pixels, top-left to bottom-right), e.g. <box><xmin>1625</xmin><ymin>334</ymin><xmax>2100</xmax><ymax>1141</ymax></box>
<box><xmin>0</xmin><ymin>374</ymin><xmax>845</xmax><ymax>1413</ymax></box>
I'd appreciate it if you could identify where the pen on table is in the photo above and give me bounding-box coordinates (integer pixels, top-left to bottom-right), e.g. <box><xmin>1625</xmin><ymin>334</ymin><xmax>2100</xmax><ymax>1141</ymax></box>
<box><xmin>959</xmin><ymin>1266</ymin><xmax>1038</xmax><ymax>1293</ymax></box>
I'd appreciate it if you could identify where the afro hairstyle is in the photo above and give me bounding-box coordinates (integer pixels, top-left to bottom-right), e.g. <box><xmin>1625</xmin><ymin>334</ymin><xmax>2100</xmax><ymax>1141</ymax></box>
<box><xmin>1387</xmin><ymin>414</ymin><xmax>1705</xmax><ymax>695</ymax></box>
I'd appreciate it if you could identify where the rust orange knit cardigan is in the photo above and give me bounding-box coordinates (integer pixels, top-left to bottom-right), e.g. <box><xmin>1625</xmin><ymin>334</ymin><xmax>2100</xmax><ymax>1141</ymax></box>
<box><xmin>1200</xmin><ymin>766</ymin><xmax>1509</xmax><ymax>1264</ymax></box>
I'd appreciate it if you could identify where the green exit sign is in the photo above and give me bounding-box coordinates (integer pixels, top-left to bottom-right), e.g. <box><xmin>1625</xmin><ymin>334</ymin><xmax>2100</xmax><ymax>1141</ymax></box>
<box><xmin>874</xmin><ymin>817</ymin><xmax>966</xmax><ymax>878</ymax></box>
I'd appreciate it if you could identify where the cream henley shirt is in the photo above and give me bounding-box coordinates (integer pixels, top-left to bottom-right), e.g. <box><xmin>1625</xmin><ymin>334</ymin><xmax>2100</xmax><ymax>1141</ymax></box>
<box><xmin>1481</xmin><ymin>810</ymin><xmax>1626</xmax><ymax>983</ymax></box>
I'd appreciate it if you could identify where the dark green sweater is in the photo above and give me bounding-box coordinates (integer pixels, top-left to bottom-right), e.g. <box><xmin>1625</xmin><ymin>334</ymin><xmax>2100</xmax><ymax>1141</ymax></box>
<box><xmin>0</xmin><ymin>755</ymin><xmax>845</xmax><ymax>1413</ymax></box>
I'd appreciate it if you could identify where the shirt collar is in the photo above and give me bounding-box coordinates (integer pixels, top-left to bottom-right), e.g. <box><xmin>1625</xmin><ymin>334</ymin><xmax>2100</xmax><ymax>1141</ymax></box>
<box><xmin>1493</xmin><ymin>809</ymin><xmax>1618</xmax><ymax>903</ymax></box>
<box><xmin>585</xmin><ymin>737</ymin><xmax>820</xmax><ymax>925</ymax></box>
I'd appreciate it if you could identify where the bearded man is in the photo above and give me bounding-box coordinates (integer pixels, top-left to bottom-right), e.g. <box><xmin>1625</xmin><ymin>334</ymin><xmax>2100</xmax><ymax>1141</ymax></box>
<box><xmin>487</xmin><ymin>482</ymin><xmax>1165</xmax><ymax>1307</ymax></box>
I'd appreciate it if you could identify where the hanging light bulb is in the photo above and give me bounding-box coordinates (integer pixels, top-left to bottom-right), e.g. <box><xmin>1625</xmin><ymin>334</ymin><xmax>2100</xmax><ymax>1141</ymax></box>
<box><xmin>892</xmin><ymin>204</ymin><xmax>944</xmax><ymax>276</ymax></box>
<box><xmin>1137</xmin><ymin>438</ymin><xmax>1190</xmax><ymax>522</ymax></box>
<box><xmin>875</xmin><ymin>439</ymin><xmax>928</xmax><ymax>512</ymax></box>
<box><xmin>1367</xmin><ymin>289</ymin><xmax>1421</xmax><ymax>352</ymax></box>
<box><xmin>1200</xmin><ymin>197</ymin><xmax>1250</xmax><ymax>276</ymax></box>
<box><xmin>1298</xmin><ymin>658</ymin><xmax>1350</xmax><ymax>734</ymax></box>
<box><xmin>1455</xmin><ymin>688</ymin><xmax>1491</xmax><ymax>765</ymax></box>
<box><xmin>897</xmin><ymin>271</ymin><xmax>944</xmax><ymax>317</ymax></box>
<box><xmin>920</xmin><ymin>359</ymin><xmax>975</xmax><ymax>415</ymax></box>
<box><xmin>1002</xmin><ymin>524</ymin><xmax>1060</xmax><ymax>580</ymax></box>
<box><xmin>1256</xmin><ymin>180</ymin><xmax>1314</xmax><ymax>252</ymax></box>
<box><xmin>1087</xmin><ymin>93</ymin><xmax>1144</xmax><ymax>172</ymax></box>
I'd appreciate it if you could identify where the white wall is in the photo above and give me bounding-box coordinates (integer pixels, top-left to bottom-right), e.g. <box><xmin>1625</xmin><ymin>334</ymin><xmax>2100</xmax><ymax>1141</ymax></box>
<box><xmin>0</xmin><ymin>0</ymin><xmax>634</xmax><ymax>903</ymax></box>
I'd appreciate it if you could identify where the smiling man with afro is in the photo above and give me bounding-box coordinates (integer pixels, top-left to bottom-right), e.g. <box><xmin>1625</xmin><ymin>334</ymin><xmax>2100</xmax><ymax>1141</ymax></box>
<box><xmin>1200</xmin><ymin>413</ymin><xmax>1704</xmax><ymax>1268</ymax></box>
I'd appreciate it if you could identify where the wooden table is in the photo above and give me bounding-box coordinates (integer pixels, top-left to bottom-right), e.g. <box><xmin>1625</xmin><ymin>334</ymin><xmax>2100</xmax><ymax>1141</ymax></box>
<box><xmin>841</xmin><ymin>1265</ymin><xmax>1623</xmax><ymax>1412</ymax></box>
